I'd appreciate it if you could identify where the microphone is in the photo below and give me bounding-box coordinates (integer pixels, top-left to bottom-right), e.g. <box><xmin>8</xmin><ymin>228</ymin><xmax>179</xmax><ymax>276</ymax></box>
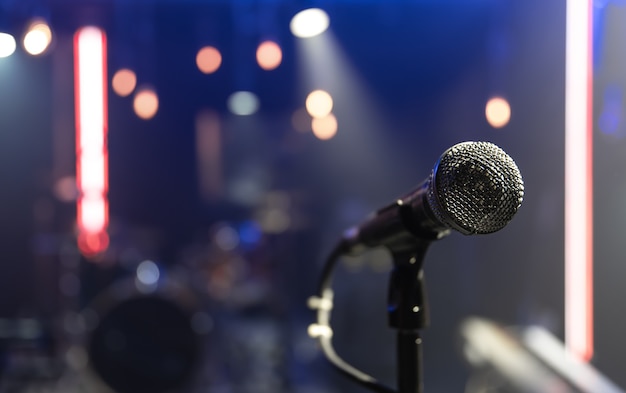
<box><xmin>343</xmin><ymin>141</ymin><xmax>524</xmax><ymax>253</ymax></box>
<box><xmin>311</xmin><ymin>141</ymin><xmax>524</xmax><ymax>393</ymax></box>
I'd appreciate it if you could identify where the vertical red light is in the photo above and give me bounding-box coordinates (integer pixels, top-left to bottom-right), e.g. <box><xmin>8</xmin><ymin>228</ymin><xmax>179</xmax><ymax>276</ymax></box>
<box><xmin>74</xmin><ymin>26</ymin><xmax>109</xmax><ymax>257</ymax></box>
<box><xmin>565</xmin><ymin>0</ymin><xmax>593</xmax><ymax>361</ymax></box>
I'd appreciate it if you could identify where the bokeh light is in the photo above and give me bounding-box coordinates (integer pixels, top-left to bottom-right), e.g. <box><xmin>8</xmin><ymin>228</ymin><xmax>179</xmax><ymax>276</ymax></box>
<box><xmin>290</xmin><ymin>8</ymin><xmax>330</xmax><ymax>38</ymax></box>
<box><xmin>227</xmin><ymin>91</ymin><xmax>260</xmax><ymax>116</ymax></box>
<box><xmin>312</xmin><ymin>113</ymin><xmax>338</xmax><ymax>140</ymax></box>
<box><xmin>306</xmin><ymin>89</ymin><xmax>333</xmax><ymax>118</ymax></box>
<box><xmin>66</xmin><ymin>346</ymin><xmax>88</xmax><ymax>370</ymax></box>
<box><xmin>112</xmin><ymin>69</ymin><xmax>137</xmax><ymax>97</ymax></box>
<box><xmin>196</xmin><ymin>46</ymin><xmax>222</xmax><ymax>74</ymax></box>
<box><xmin>256</xmin><ymin>41</ymin><xmax>282</xmax><ymax>70</ymax></box>
<box><xmin>214</xmin><ymin>224</ymin><xmax>240</xmax><ymax>251</ymax></box>
<box><xmin>292</xmin><ymin>108</ymin><xmax>312</xmax><ymax>133</ymax></box>
<box><xmin>136</xmin><ymin>260</ymin><xmax>160</xmax><ymax>286</ymax></box>
<box><xmin>257</xmin><ymin>208</ymin><xmax>291</xmax><ymax>234</ymax></box>
<box><xmin>77</xmin><ymin>232</ymin><xmax>110</xmax><ymax>257</ymax></box>
<box><xmin>238</xmin><ymin>220</ymin><xmax>262</xmax><ymax>246</ymax></box>
<box><xmin>133</xmin><ymin>87</ymin><xmax>159</xmax><ymax>120</ymax></box>
<box><xmin>23</xmin><ymin>21</ymin><xmax>52</xmax><ymax>56</ymax></box>
<box><xmin>54</xmin><ymin>176</ymin><xmax>78</xmax><ymax>202</ymax></box>
<box><xmin>485</xmin><ymin>97</ymin><xmax>511</xmax><ymax>128</ymax></box>
<box><xmin>0</xmin><ymin>33</ymin><xmax>16</xmax><ymax>58</ymax></box>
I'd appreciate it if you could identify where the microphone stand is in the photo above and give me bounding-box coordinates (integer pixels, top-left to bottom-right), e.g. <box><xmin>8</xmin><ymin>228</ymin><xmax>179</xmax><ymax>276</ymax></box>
<box><xmin>312</xmin><ymin>233</ymin><xmax>435</xmax><ymax>393</ymax></box>
<box><xmin>388</xmin><ymin>242</ymin><xmax>430</xmax><ymax>393</ymax></box>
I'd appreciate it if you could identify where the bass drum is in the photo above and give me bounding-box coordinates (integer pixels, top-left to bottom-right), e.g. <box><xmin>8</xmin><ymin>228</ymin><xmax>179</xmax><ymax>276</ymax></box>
<box><xmin>84</xmin><ymin>274</ymin><xmax>209</xmax><ymax>393</ymax></box>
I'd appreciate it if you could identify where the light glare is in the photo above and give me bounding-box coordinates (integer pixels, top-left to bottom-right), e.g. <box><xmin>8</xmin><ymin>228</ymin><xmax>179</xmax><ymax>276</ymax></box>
<box><xmin>290</xmin><ymin>8</ymin><xmax>330</xmax><ymax>38</ymax></box>
<box><xmin>79</xmin><ymin>150</ymin><xmax>107</xmax><ymax>192</ymax></box>
<box><xmin>23</xmin><ymin>21</ymin><xmax>52</xmax><ymax>55</ymax></box>
<box><xmin>306</xmin><ymin>89</ymin><xmax>333</xmax><ymax>118</ymax></box>
<box><xmin>307</xmin><ymin>323</ymin><xmax>333</xmax><ymax>338</ymax></box>
<box><xmin>79</xmin><ymin>196</ymin><xmax>107</xmax><ymax>233</ymax></box>
<box><xmin>112</xmin><ymin>68</ymin><xmax>137</xmax><ymax>97</ymax></box>
<box><xmin>0</xmin><ymin>33</ymin><xmax>16</xmax><ymax>58</ymax></box>
<box><xmin>76</xmin><ymin>27</ymin><xmax>106</xmax><ymax>148</ymax></box>
<box><xmin>485</xmin><ymin>97</ymin><xmax>511</xmax><ymax>128</ymax></box>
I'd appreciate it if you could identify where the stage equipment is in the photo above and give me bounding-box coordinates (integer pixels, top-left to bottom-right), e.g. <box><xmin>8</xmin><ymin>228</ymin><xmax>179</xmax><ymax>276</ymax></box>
<box><xmin>460</xmin><ymin>317</ymin><xmax>625</xmax><ymax>393</ymax></box>
<box><xmin>85</xmin><ymin>273</ymin><xmax>206</xmax><ymax>393</ymax></box>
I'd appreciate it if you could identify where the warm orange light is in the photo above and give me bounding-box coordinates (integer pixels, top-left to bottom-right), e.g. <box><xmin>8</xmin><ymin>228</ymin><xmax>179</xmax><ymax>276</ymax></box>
<box><xmin>306</xmin><ymin>90</ymin><xmax>333</xmax><ymax>118</ymax></box>
<box><xmin>485</xmin><ymin>97</ymin><xmax>511</xmax><ymax>128</ymax></box>
<box><xmin>311</xmin><ymin>113</ymin><xmax>337</xmax><ymax>140</ymax></box>
<box><xmin>133</xmin><ymin>88</ymin><xmax>159</xmax><ymax>120</ymax></box>
<box><xmin>196</xmin><ymin>46</ymin><xmax>222</xmax><ymax>74</ymax></box>
<box><xmin>256</xmin><ymin>41</ymin><xmax>282</xmax><ymax>70</ymax></box>
<box><xmin>112</xmin><ymin>68</ymin><xmax>137</xmax><ymax>97</ymax></box>
<box><xmin>23</xmin><ymin>20</ymin><xmax>52</xmax><ymax>56</ymax></box>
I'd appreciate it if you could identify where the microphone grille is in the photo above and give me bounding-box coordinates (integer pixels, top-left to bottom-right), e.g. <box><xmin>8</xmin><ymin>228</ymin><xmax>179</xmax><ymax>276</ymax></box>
<box><xmin>427</xmin><ymin>141</ymin><xmax>524</xmax><ymax>234</ymax></box>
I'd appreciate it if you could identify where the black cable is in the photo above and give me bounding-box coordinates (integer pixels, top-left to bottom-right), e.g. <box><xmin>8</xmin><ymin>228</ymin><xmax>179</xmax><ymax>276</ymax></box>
<box><xmin>310</xmin><ymin>240</ymin><xmax>397</xmax><ymax>393</ymax></box>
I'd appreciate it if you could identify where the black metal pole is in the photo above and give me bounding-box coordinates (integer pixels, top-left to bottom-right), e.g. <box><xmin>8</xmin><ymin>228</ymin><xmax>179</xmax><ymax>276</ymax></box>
<box><xmin>388</xmin><ymin>245</ymin><xmax>430</xmax><ymax>393</ymax></box>
<box><xmin>397</xmin><ymin>330</ymin><xmax>423</xmax><ymax>393</ymax></box>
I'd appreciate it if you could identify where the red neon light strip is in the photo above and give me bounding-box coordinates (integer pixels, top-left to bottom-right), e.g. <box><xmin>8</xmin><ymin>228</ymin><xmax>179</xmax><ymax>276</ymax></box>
<box><xmin>565</xmin><ymin>0</ymin><xmax>593</xmax><ymax>361</ymax></box>
<box><xmin>74</xmin><ymin>26</ymin><xmax>109</xmax><ymax>256</ymax></box>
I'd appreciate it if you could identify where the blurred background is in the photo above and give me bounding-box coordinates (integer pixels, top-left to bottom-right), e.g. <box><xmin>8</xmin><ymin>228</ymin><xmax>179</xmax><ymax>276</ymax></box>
<box><xmin>0</xmin><ymin>0</ymin><xmax>624</xmax><ymax>392</ymax></box>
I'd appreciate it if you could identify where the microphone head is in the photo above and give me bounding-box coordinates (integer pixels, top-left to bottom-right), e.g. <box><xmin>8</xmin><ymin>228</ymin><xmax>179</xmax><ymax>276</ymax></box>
<box><xmin>426</xmin><ymin>141</ymin><xmax>524</xmax><ymax>235</ymax></box>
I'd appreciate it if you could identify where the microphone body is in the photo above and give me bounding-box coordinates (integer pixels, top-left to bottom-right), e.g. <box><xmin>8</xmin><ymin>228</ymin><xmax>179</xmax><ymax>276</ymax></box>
<box><xmin>343</xmin><ymin>141</ymin><xmax>524</xmax><ymax>254</ymax></box>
